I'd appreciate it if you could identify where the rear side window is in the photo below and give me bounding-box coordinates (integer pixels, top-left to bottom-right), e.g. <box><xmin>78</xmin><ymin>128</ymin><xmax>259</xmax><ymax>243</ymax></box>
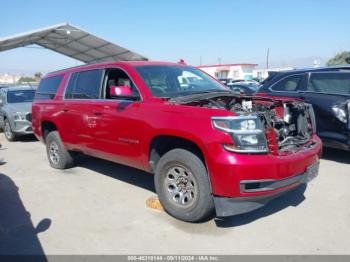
<box><xmin>65</xmin><ymin>69</ymin><xmax>103</xmax><ymax>99</ymax></box>
<box><xmin>307</xmin><ymin>73</ymin><xmax>350</xmax><ymax>95</ymax></box>
<box><xmin>35</xmin><ymin>75</ymin><xmax>64</xmax><ymax>100</ymax></box>
<box><xmin>271</xmin><ymin>74</ymin><xmax>303</xmax><ymax>92</ymax></box>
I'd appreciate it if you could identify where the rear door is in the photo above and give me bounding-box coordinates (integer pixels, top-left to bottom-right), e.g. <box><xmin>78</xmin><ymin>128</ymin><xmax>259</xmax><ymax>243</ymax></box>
<box><xmin>300</xmin><ymin>72</ymin><xmax>350</xmax><ymax>141</ymax></box>
<box><xmin>61</xmin><ymin>69</ymin><xmax>103</xmax><ymax>151</ymax></box>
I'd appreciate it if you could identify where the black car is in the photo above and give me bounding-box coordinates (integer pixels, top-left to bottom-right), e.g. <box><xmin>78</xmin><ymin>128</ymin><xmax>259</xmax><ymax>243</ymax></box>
<box><xmin>227</xmin><ymin>81</ymin><xmax>260</xmax><ymax>95</ymax></box>
<box><xmin>258</xmin><ymin>66</ymin><xmax>350</xmax><ymax>150</ymax></box>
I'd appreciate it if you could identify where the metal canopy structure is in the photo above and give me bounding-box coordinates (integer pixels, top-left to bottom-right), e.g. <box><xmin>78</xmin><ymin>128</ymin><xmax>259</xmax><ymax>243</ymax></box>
<box><xmin>0</xmin><ymin>23</ymin><xmax>148</xmax><ymax>63</ymax></box>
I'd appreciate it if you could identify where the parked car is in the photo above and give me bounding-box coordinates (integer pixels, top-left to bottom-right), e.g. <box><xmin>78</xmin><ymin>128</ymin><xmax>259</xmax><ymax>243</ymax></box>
<box><xmin>0</xmin><ymin>86</ymin><xmax>36</xmax><ymax>141</ymax></box>
<box><xmin>227</xmin><ymin>81</ymin><xmax>260</xmax><ymax>95</ymax></box>
<box><xmin>218</xmin><ymin>78</ymin><xmax>231</xmax><ymax>85</ymax></box>
<box><xmin>257</xmin><ymin>66</ymin><xmax>350</xmax><ymax>151</ymax></box>
<box><xmin>32</xmin><ymin>61</ymin><xmax>322</xmax><ymax>222</ymax></box>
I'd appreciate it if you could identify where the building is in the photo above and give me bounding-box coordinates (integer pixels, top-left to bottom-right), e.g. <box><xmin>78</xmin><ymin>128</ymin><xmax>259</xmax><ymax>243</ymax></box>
<box><xmin>0</xmin><ymin>73</ymin><xmax>21</xmax><ymax>84</ymax></box>
<box><xmin>198</xmin><ymin>63</ymin><xmax>258</xmax><ymax>80</ymax></box>
<box><xmin>253</xmin><ymin>67</ymin><xmax>295</xmax><ymax>81</ymax></box>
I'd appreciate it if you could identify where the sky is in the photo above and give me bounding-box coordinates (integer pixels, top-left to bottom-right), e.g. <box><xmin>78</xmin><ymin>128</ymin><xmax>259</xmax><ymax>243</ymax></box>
<box><xmin>0</xmin><ymin>0</ymin><xmax>349</xmax><ymax>75</ymax></box>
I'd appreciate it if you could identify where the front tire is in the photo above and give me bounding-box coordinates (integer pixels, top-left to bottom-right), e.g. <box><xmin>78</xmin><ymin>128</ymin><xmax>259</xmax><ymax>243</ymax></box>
<box><xmin>4</xmin><ymin>119</ymin><xmax>16</xmax><ymax>142</ymax></box>
<box><xmin>46</xmin><ymin>131</ymin><xmax>74</xmax><ymax>169</ymax></box>
<box><xmin>154</xmin><ymin>149</ymin><xmax>214</xmax><ymax>222</ymax></box>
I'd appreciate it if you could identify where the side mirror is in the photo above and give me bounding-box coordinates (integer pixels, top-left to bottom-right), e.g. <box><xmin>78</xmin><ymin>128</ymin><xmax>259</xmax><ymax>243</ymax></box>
<box><xmin>109</xmin><ymin>86</ymin><xmax>137</xmax><ymax>100</ymax></box>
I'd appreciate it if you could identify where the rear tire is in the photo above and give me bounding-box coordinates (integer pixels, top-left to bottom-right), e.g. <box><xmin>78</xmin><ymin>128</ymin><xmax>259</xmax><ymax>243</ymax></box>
<box><xmin>46</xmin><ymin>131</ymin><xmax>74</xmax><ymax>169</ymax></box>
<box><xmin>154</xmin><ymin>149</ymin><xmax>214</xmax><ymax>222</ymax></box>
<box><xmin>4</xmin><ymin>119</ymin><xmax>16</xmax><ymax>142</ymax></box>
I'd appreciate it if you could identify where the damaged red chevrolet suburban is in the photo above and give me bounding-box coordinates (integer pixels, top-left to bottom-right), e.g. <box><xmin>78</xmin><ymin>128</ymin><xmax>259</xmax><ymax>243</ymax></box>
<box><xmin>32</xmin><ymin>61</ymin><xmax>322</xmax><ymax>222</ymax></box>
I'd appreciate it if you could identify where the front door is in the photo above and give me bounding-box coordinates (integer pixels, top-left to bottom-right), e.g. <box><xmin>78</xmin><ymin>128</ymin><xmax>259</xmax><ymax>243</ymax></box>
<box><xmin>87</xmin><ymin>67</ymin><xmax>145</xmax><ymax>169</ymax></box>
<box><xmin>267</xmin><ymin>73</ymin><xmax>307</xmax><ymax>99</ymax></box>
<box><xmin>301</xmin><ymin>72</ymin><xmax>350</xmax><ymax>141</ymax></box>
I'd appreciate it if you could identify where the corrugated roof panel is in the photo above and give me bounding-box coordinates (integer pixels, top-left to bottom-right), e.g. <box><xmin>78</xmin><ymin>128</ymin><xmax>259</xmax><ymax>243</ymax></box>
<box><xmin>0</xmin><ymin>23</ymin><xmax>148</xmax><ymax>63</ymax></box>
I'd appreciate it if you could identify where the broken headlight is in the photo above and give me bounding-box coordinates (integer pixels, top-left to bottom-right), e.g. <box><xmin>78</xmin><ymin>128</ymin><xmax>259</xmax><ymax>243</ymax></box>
<box><xmin>212</xmin><ymin>116</ymin><xmax>268</xmax><ymax>153</ymax></box>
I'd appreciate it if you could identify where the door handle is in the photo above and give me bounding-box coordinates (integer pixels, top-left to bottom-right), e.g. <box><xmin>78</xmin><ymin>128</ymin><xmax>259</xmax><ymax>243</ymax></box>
<box><xmin>63</xmin><ymin>108</ymin><xmax>69</xmax><ymax>112</ymax></box>
<box><xmin>93</xmin><ymin>111</ymin><xmax>102</xmax><ymax>116</ymax></box>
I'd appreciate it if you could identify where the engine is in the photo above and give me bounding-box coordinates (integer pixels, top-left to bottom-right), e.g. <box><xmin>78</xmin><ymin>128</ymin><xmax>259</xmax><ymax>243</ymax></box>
<box><xmin>188</xmin><ymin>96</ymin><xmax>315</xmax><ymax>152</ymax></box>
<box><xmin>229</xmin><ymin>99</ymin><xmax>315</xmax><ymax>151</ymax></box>
<box><xmin>170</xmin><ymin>93</ymin><xmax>315</xmax><ymax>152</ymax></box>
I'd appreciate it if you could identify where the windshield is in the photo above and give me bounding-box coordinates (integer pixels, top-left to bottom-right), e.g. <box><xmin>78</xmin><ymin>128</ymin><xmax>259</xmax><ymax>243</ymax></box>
<box><xmin>135</xmin><ymin>65</ymin><xmax>229</xmax><ymax>98</ymax></box>
<box><xmin>7</xmin><ymin>90</ymin><xmax>35</xmax><ymax>103</ymax></box>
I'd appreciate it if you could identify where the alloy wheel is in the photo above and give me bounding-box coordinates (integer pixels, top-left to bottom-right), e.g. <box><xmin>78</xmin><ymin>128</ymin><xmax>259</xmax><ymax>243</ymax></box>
<box><xmin>164</xmin><ymin>165</ymin><xmax>197</xmax><ymax>207</ymax></box>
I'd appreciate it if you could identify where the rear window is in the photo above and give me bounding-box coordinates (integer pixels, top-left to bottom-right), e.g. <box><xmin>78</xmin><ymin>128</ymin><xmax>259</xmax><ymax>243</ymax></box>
<box><xmin>307</xmin><ymin>73</ymin><xmax>350</xmax><ymax>95</ymax></box>
<box><xmin>35</xmin><ymin>75</ymin><xmax>64</xmax><ymax>100</ymax></box>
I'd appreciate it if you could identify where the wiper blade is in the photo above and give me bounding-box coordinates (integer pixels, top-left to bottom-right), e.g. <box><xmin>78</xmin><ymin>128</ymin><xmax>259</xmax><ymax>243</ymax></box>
<box><xmin>182</xmin><ymin>89</ymin><xmax>231</xmax><ymax>95</ymax></box>
<box><xmin>169</xmin><ymin>91</ymin><xmax>238</xmax><ymax>103</ymax></box>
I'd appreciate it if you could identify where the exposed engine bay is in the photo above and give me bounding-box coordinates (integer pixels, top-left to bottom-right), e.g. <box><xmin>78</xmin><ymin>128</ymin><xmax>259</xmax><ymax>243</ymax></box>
<box><xmin>170</xmin><ymin>93</ymin><xmax>316</xmax><ymax>152</ymax></box>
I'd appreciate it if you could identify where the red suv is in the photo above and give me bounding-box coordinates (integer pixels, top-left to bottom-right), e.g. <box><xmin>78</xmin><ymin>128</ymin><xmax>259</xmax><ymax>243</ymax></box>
<box><xmin>32</xmin><ymin>61</ymin><xmax>322</xmax><ymax>222</ymax></box>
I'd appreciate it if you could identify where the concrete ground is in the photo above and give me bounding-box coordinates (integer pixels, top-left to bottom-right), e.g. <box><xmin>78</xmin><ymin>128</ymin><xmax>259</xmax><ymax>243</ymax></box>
<box><xmin>0</xmin><ymin>135</ymin><xmax>349</xmax><ymax>255</ymax></box>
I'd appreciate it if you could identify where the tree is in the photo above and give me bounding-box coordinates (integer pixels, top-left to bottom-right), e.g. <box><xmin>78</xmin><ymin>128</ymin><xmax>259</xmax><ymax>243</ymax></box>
<box><xmin>18</xmin><ymin>77</ymin><xmax>36</xmax><ymax>83</ymax></box>
<box><xmin>327</xmin><ymin>51</ymin><xmax>350</xmax><ymax>66</ymax></box>
<box><xmin>34</xmin><ymin>72</ymin><xmax>43</xmax><ymax>81</ymax></box>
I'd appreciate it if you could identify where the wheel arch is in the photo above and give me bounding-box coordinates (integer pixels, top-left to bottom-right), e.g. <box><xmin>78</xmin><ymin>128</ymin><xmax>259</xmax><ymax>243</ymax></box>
<box><xmin>148</xmin><ymin>134</ymin><xmax>208</xmax><ymax>173</ymax></box>
<box><xmin>41</xmin><ymin>120</ymin><xmax>58</xmax><ymax>142</ymax></box>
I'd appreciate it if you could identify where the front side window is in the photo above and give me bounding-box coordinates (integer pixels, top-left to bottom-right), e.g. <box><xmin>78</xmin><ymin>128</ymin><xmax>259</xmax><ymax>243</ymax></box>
<box><xmin>7</xmin><ymin>90</ymin><xmax>35</xmax><ymax>103</ymax></box>
<box><xmin>271</xmin><ymin>74</ymin><xmax>303</xmax><ymax>92</ymax></box>
<box><xmin>307</xmin><ymin>72</ymin><xmax>350</xmax><ymax>95</ymax></box>
<box><xmin>102</xmin><ymin>68</ymin><xmax>140</xmax><ymax>99</ymax></box>
<box><xmin>35</xmin><ymin>75</ymin><xmax>64</xmax><ymax>100</ymax></box>
<box><xmin>65</xmin><ymin>69</ymin><xmax>103</xmax><ymax>99</ymax></box>
<box><xmin>135</xmin><ymin>65</ymin><xmax>228</xmax><ymax>98</ymax></box>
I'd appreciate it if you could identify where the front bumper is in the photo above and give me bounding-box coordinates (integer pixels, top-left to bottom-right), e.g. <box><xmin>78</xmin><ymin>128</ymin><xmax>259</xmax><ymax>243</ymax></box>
<box><xmin>214</xmin><ymin>160</ymin><xmax>319</xmax><ymax>217</ymax></box>
<box><xmin>206</xmin><ymin>135</ymin><xmax>322</xmax><ymax>197</ymax></box>
<box><xmin>12</xmin><ymin>120</ymin><xmax>33</xmax><ymax>134</ymax></box>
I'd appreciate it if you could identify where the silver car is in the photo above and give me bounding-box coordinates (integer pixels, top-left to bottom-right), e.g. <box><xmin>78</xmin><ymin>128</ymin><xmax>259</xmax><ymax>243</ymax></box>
<box><xmin>0</xmin><ymin>86</ymin><xmax>36</xmax><ymax>141</ymax></box>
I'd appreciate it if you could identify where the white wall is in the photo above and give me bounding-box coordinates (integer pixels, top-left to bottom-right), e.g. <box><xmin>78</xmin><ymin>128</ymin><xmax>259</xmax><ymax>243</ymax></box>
<box><xmin>0</xmin><ymin>74</ymin><xmax>21</xmax><ymax>84</ymax></box>
<box><xmin>199</xmin><ymin>65</ymin><xmax>257</xmax><ymax>80</ymax></box>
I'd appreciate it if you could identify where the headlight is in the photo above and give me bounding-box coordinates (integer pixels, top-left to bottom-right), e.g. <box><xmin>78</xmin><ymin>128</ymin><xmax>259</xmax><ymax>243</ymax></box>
<box><xmin>212</xmin><ymin>116</ymin><xmax>268</xmax><ymax>153</ymax></box>
<box><xmin>332</xmin><ymin>105</ymin><xmax>347</xmax><ymax>124</ymax></box>
<box><xmin>13</xmin><ymin>112</ymin><xmax>26</xmax><ymax>121</ymax></box>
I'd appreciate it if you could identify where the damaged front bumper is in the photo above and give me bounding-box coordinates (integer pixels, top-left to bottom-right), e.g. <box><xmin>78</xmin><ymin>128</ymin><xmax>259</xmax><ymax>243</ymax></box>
<box><xmin>214</xmin><ymin>160</ymin><xmax>319</xmax><ymax>217</ymax></box>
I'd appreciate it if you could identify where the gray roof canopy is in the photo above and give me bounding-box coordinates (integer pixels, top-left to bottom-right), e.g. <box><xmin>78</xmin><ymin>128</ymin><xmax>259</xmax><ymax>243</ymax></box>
<box><xmin>0</xmin><ymin>23</ymin><xmax>148</xmax><ymax>63</ymax></box>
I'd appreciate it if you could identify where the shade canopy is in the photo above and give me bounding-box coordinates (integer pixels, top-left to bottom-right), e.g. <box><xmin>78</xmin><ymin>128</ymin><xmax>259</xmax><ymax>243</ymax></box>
<box><xmin>0</xmin><ymin>23</ymin><xmax>148</xmax><ymax>63</ymax></box>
